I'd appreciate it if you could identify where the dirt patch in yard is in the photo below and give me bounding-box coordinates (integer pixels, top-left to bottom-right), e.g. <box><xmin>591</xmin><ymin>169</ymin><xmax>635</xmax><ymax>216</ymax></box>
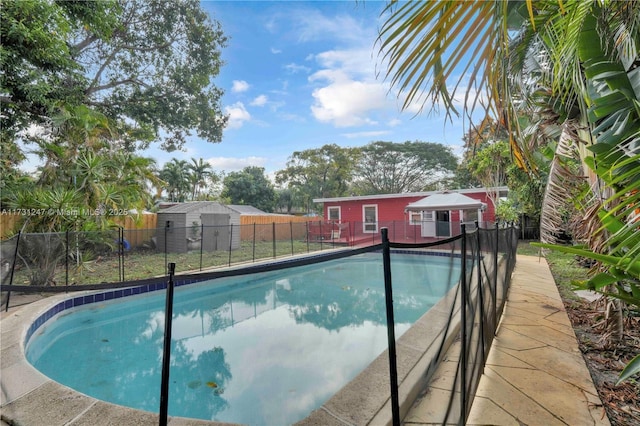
<box><xmin>563</xmin><ymin>298</ymin><xmax>640</xmax><ymax>425</ymax></box>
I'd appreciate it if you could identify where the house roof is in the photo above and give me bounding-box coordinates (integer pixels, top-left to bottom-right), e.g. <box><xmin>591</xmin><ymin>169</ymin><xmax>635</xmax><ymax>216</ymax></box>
<box><xmin>157</xmin><ymin>201</ymin><xmax>231</xmax><ymax>214</ymax></box>
<box><xmin>227</xmin><ymin>205</ymin><xmax>268</xmax><ymax>215</ymax></box>
<box><xmin>405</xmin><ymin>192</ymin><xmax>486</xmax><ymax>211</ymax></box>
<box><xmin>313</xmin><ymin>186</ymin><xmax>508</xmax><ymax>203</ymax></box>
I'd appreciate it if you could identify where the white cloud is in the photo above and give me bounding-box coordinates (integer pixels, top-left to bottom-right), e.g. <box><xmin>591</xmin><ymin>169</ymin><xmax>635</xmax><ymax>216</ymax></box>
<box><xmin>291</xmin><ymin>9</ymin><xmax>372</xmax><ymax>43</ymax></box>
<box><xmin>311</xmin><ymin>81</ymin><xmax>386</xmax><ymax>127</ymax></box>
<box><xmin>271</xmin><ymin>47</ymin><xmax>282</xmax><ymax>54</ymax></box>
<box><xmin>284</xmin><ymin>63</ymin><xmax>311</xmax><ymax>74</ymax></box>
<box><xmin>280</xmin><ymin>112</ymin><xmax>306</xmax><ymax>122</ymax></box>
<box><xmin>231</xmin><ymin>80</ymin><xmax>250</xmax><ymax>93</ymax></box>
<box><xmin>250</xmin><ymin>95</ymin><xmax>268</xmax><ymax>107</ymax></box>
<box><xmin>306</xmin><ymin>45</ymin><xmax>393</xmax><ymax>127</ymax></box>
<box><xmin>206</xmin><ymin>156</ymin><xmax>267</xmax><ymax>172</ymax></box>
<box><xmin>225</xmin><ymin>102</ymin><xmax>251</xmax><ymax>129</ymax></box>
<box><xmin>313</xmin><ymin>49</ymin><xmax>375</xmax><ymax>80</ymax></box>
<box><xmin>310</xmin><ymin>76</ymin><xmax>388</xmax><ymax>127</ymax></box>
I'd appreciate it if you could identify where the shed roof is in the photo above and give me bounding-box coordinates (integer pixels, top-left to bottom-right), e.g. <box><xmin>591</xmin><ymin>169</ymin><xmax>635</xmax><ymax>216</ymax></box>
<box><xmin>157</xmin><ymin>201</ymin><xmax>232</xmax><ymax>214</ymax></box>
<box><xmin>227</xmin><ymin>205</ymin><xmax>268</xmax><ymax>215</ymax></box>
<box><xmin>405</xmin><ymin>192</ymin><xmax>486</xmax><ymax>211</ymax></box>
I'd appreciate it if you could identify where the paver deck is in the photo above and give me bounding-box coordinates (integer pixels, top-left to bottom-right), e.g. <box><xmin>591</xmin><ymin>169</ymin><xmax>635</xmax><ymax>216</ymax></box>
<box><xmin>405</xmin><ymin>255</ymin><xmax>609</xmax><ymax>425</ymax></box>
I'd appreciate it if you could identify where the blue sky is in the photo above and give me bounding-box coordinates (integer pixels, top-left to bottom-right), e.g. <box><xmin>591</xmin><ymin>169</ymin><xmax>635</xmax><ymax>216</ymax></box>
<box><xmin>146</xmin><ymin>1</ymin><xmax>473</xmax><ymax>180</ymax></box>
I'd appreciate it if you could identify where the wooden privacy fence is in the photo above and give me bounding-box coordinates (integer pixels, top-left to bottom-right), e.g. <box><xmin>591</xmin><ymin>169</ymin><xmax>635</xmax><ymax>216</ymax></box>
<box><xmin>118</xmin><ymin>214</ymin><xmax>157</xmax><ymax>248</ymax></box>
<box><xmin>0</xmin><ymin>214</ymin><xmax>22</xmax><ymax>239</ymax></box>
<box><xmin>239</xmin><ymin>215</ymin><xmax>319</xmax><ymax>241</ymax></box>
<box><xmin>1</xmin><ymin>212</ymin><xmax>319</xmax><ymax>244</ymax></box>
<box><xmin>0</xmin><ymin>213</ymin><xmax>158</xmax><ymax>247</ymax></box>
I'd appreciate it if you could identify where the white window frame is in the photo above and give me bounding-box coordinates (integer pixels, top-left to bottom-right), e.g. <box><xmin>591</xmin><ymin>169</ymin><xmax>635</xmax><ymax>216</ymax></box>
<box><xmin>327</xmin><ymin>206</ymin><xmax>341</xmax><ymax>221</ymax></box>
<box><xmin>463</xmin><ymin>208</ymin><xmax>480</xmax><ymax>224</ymax></box>
<box><xmin>409</xmin><ymin>211</ymin><xmax>422</xmax><ymax>225</ymax></box>
<box><xmin>362</xmin><ymin>204</ymin><xmax>378</xmax><ymax>233</ymax></box>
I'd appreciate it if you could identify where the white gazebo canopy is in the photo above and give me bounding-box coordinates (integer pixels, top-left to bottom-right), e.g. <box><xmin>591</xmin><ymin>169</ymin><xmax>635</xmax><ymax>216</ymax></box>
<box><xmin>405</xmin><ymin>192</ymin><xmax>486</xmax><ymax>211</ymax></box>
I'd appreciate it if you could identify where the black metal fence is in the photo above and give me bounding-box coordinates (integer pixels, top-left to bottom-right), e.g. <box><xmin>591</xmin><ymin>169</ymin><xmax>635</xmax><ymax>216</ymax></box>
<box><xmin>0</xmin><ymin>220</ymin><xmax>504</xmax><ymax>291</ymax></box>
<box><xmin>378</xmin><ymin>222</ymin><xmax>518</xmax><ymax>424</ymax></box>
<box><xmin>0</xmin><ymin>223</ymin><xmax>336</xmax><ymax>291</ymax></box>
<box><xmin>2</xmin><ymin>222</ymin><xmax>517</xmax><ymax>425</ymax></box>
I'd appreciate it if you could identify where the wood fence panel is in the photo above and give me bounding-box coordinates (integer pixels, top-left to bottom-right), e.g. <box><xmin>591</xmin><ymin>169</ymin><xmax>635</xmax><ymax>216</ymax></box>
<box><xmin>118</xmin><ymin>214</ymin><xmax>158</xmax><ymax>248</ymax></box>
<box><xmin>0</xmin><ymin>214</ymin><xmax>22</xmax><ymax>238</ymax></box>
<box><xmin>239</xmin><ymin>215</ymin><xmax>317</xmax><ymax>241</ymax></box>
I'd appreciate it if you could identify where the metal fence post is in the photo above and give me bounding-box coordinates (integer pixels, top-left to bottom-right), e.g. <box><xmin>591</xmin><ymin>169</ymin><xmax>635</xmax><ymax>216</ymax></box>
<box><xmin>117</xmin><ymin>228</ymin><xmax>123</xmax><ymax>282</ymax></box>
<box><xmin>494</xmin><ymin>221</ymin><xmax>499</xmax><ymax>330</ymax></box>
<box><xmin>120</xmin><ymin>227</ymin><xmax>125</xmax><ymax>282</ymax></box>
<box><xmin>164</xmin><ymin>221</ymin><xmax>169</xmax><ymax>275</ymax></box>
<box><xmin>505</xmin><ymin>223</ymin><xmax>512</xmax><ymax>288</ymax></box>
<box><xmin>331</xmin><ymin>221</ymin><xmax>335</xmax><ymax>246</ymax></box>
<box><xmin>272</xmin><ymin>222</ymin><xmax>276</xmax><ymax>259</ymax></box>
<box><xmin>306</xmin><ymin>221</ymin><xmax>310</xmax><ymax>252</ymax></box>
<box><xmin>252</xmin><ymin>222</ymin><xmax>257</xmax><ymax>262</ymax></box>
<box><xmin>65</xmin><ymin>229</ymin><xmax>69</xmax><ymax>289</ymax></box>
<box><xmin>228</xmin><ymin>224</ymin><xmax>233</xmax><ymax>267</ymax></box>
<box><xmin>159</xmin><ymin>262</ymin><xmax>176</xmax><ymax>426</ymax></box>
<box><xmin>381</xmin><ymin>228</ymin><xmax>400</xmax><ymax>426</ymax></box>
<box><xmin>199</xmin><ymin>223</ymin><xmax>204</xmax><ymax>271</ymax></box>
<box><xmin>4</xmin><ymin>231</ymin><xmax>21</xmax><ymax>312</ymax></box>
<box><xmin>475</xmin><ymin>220</ymin><xmax>486</xmax><ymax>365</ymax></box>
<box><xmin>290</xmin><ymin>221</ymin><xmax>294</xmax><ymax>256</ymax></box>
<box><xmin>460</xmin><ymin>223</ymin><xmax>468</xmax><ymax>424</ymax></box>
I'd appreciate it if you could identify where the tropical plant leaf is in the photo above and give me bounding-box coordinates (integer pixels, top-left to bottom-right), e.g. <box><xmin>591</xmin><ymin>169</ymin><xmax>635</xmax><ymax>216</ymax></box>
<box><xmin>617</xmin><ymin>353</ymin><xmax>640</xmax><ymax>385</ymax></box>
<box><xmin>532</xmin><ymin>242</ymin><xmax>640</xmax><ymax>277</ymax></box>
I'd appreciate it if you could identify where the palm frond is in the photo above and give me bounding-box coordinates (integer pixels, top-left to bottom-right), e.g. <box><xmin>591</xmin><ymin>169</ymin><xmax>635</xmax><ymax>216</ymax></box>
<box><xmin>539</xmin><ymin>124</ymin><xmax>587</xmax><ymax>244</ymax></box>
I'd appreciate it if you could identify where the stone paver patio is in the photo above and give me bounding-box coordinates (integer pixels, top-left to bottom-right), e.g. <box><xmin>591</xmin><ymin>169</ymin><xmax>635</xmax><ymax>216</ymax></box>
<box><xmin>405</xmin><ymin>255</ymin><xmax>609</xmax><ymax>425</ymax></box>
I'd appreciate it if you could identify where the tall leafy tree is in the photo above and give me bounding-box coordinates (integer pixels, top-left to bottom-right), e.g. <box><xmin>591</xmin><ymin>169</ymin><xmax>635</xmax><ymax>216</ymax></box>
<box><xmin>2</xmin><ymin>0</ymin><xmax>228</xmax><ymax>152</ymax></box>
<box><xmin>221</xmin><ymin>167</ymin><xmax>276</xmax><ymax>212</ymax></box>
<box><xmin>459</xmin><ymin>125</ymin><xmax>547</xmax><ymax>224</ymax></box>
<box><xmin>275</xmin><ymin>144</ymin><xmax>359</xmax><ymax>211</ymax></box>
<box><xmin>353</xmin><ymin>141</ymin><xmax>457</xmax><ymax>194</ymax></box>
<box><xmin>1</xmin><ymin>0</ymin><xmax>116</xmax><ymax>139</ymax></box>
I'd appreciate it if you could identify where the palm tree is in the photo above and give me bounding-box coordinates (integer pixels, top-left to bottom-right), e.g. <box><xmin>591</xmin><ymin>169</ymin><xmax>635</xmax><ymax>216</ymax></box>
<box><xmin>188</xmin><ymin>157</ymin><xmax>214</xmax><ymax>200</ymax></box>
<box><xmin>379</xmin><ymin>0</ymin><xmax>640</xmax><ymax>367</ymax></box>
<box><xmin>159</xmin><ymin>159</ymin><xmax>191</xmax><ymax>202</ymax></box>
<box><xmin>112</xmin><ymin>153</ymin><xmax>162</xmax><ymax>207</ymax></box>
<box><xmin>380</xmin><ymin>1</ymin><xmax>639</xmax><ymax>258</ymax></box>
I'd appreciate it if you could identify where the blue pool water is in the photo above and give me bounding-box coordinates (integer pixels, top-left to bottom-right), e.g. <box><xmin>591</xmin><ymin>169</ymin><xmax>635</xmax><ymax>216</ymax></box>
<box><xmin>26</xmin><ymin>252</ymin><xmax>459</xmax><ymax>425</ymax></box>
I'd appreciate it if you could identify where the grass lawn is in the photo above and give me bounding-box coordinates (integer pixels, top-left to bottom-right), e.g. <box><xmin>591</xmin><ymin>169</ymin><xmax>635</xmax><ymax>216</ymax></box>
<box><xmin>10</xmin><ymin>240</ymin><xmax>336</xmax><ymax>286</ymax></box>
<box><xmin>12</xmin><ymin>237</ymin><xmax>591</xmax><ymax>296</ymax></box>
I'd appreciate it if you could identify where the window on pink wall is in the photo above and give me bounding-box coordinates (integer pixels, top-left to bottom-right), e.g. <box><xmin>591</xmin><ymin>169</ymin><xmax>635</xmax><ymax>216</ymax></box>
<box><xmin>328</xmin><ymin>206</ymin><xmax>340</xmax><ymax>221</ymax></box>
<box><xmin>363</xmin><ymin>204</ymin><xmax>377</xmax><ymax>233</ymax></box>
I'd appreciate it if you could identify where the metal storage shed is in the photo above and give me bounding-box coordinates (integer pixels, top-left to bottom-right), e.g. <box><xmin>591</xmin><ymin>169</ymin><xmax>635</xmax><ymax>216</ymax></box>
<box><xmin>156</xmin><ymin>202</ymin><xmax>241</xmax><ymax>253</ymax></box>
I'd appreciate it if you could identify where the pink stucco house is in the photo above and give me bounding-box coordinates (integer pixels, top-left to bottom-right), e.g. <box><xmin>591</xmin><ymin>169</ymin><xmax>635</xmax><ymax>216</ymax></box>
<box><xmin>311</xmin><ymin>187</ymin><xmax>508</xmax><ymax>244</ymax></box>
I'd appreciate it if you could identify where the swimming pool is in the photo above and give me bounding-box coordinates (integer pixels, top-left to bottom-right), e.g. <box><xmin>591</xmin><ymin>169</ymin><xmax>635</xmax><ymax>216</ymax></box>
<box><xmin>26</xmin><ymin>252</ymin><xmax>459</xmax><ymax>425</ymax></box>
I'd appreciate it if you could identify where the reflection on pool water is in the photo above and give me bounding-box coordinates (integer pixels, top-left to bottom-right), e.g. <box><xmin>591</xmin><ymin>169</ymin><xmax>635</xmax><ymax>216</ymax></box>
<box><xmin>26</xmin><ymin>252</ymin><xmax>459</xmax><ymax>425</ymax></box>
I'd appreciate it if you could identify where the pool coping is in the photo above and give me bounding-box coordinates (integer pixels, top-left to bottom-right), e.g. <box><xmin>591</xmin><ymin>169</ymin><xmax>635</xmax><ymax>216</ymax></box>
<box><xmin>1</xmin><ymin>250</ymin><xmax>462</xmax><ymax>426</ymax></box>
